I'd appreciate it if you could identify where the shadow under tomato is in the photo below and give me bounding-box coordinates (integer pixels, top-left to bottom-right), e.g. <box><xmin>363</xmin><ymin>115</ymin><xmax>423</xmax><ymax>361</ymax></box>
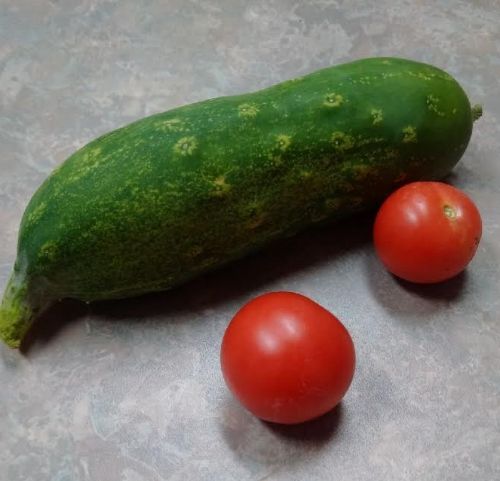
<box><xmin>263</xmin><ymin>402</ymin><xmax>344</xmax><ymax>444</ymax></box>
<box><xmin>393</xmin><ymin>270</ymin><xmax>468</xmax><ymax>301</ymax></box>
<box><xmin>364</xmin><ymin>248</ymin><xmax>469</xmax><ymax>321</ymax></box>
<box><xmin>20</xmin><ymin>212</ymin><xmax>375</xmax><ymax>354</ymax></box>
<box><xmin>218</xmin><ymin>393</ymin><xmax>344</xmax><ymax>467</ymax></box>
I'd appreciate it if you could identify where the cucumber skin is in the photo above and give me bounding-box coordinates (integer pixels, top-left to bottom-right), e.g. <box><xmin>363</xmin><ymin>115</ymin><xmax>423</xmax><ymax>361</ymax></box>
<box><xmin>1</xmin><ymin>57</ymin><xmax>476</xmax><ymax>344</ymax></box>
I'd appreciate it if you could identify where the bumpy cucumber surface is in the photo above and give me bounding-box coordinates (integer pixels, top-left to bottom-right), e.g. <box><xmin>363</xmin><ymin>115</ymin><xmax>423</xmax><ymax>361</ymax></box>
<box><xmin>0</xmin><ymin>57</ymin><xmax>480</xmax><ymax>347</ymax></box>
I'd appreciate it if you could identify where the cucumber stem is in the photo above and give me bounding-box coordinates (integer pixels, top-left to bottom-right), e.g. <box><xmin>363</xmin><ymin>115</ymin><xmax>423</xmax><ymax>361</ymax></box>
<box><xmin>472</xmin><ymin>104</ymin><xmax>483</xmax><ymax>121</ymax></box>
<box><xmin>0</xmin><ymin>270</ymin><xmax>49</xmax><ymax>348</ymax></box>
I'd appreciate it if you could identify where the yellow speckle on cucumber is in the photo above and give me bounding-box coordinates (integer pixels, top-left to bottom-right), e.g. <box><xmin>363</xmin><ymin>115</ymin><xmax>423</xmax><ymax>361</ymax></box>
<box><xmin>402</xmin><ymin>126</ymin><xmax>417</xmax><ymax>143</ymax></box>
<box><xmin>324</xmin><ymin>93</ymin><xmax>344</xmax><ymax>108</ymax></box>
<box><xmin>408</xmin><ymin>71</ymin><xmax>433</xmax><ymax>81</ymax></box>
<box><xmin>90</xmin><ymin>146</ymin><xmax>103</xmax><ymax>158</ymax></box>
<box><xmin>238</xmin><ymin>103</ymin><xmax>259</xmax><ymax>118</ymax></box>
<box><xmin>39</xmin><ymin>241</ymin><xmax>58</xmax><ymax>263</ymax></box>
<box><xmin>426</xmin><ymin>94</ymin><xmax>445</xmax><ymax>116</ymax></box>
<box><xmin>25</xmin><ymin>202</ymin><xmax>47</xmax><ymax>227</ymax></box>
<box><xmin>371</xmin><ymin>108</ymin><xmax>383</xmax><ymax>125</ymax></box>
<box><xmin>331</xmin><ymin>131</ymin><xmax>355</xmax><ymax>151</ymax></box>
<box><xmin>174</xmin><ymin>136</ymin><xmax>198</xmax><ymax>156</ymax></box>
<box><xmin>276</xmin><ymin>134</ymin><xmax>292</xmax><ymax>151</ymax></box>
<box><xmin>157</xmin><ymin>118</ymin><xmax>185</xmax><ymax>132</ymax></box>
<box><xmin>210</xmin><ymin>176</ymin><xmax>231</xmax><ymax>197</ymax></box>
<box><xmin>269</xmin><ymin>153</ymin><xmax>282</xmax><ymax>166</ymax></box>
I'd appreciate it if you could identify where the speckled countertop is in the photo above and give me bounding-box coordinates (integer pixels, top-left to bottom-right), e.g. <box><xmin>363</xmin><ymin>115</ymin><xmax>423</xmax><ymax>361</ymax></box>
<box><xmin>1</xmin><ymin>1</ymin><xmax>499</xmax><ymax>480</ymax></box>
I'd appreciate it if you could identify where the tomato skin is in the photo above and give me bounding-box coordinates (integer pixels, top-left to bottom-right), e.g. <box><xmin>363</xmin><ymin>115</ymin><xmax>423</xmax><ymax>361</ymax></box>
<box><xmin>220</xmin><ymin>292</ymin><xmax>355</xmax><ymax>424</ymax></box>
<box><xmin>374</xmin><ymin>182</ymin><xmax>482</xmax><ymax>284</ymax></box>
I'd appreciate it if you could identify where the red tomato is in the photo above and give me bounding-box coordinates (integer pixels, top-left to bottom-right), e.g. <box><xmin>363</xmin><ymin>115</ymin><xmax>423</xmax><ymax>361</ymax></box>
<box><xmin>220</xmin><ymin>292</ymin><xmax>355</xmax><ymax>424</ymax></box>
<box><xmin>374</xmin><ymin>181</ymin><xmax>482</xmax><ymax>283</ymax></box>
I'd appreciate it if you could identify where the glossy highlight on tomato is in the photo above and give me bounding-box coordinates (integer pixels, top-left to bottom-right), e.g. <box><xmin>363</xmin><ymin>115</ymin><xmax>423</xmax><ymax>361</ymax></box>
<box><xmin>374</xmin><ymin>181</ymin><xmax>482</xmax><ymax>283</ymax></box>
<box><xmin>220</xmin><ymin>292</ymin><xmax>355</xmax><ymax>424</ymax></box>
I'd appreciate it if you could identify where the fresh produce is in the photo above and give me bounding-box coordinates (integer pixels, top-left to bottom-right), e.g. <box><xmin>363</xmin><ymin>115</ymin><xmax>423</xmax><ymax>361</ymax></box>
<box><xmin>0</xmin><ymin>57</ymin><xmax>481</xmax><ymax>347</ymax></box>
<box><xmin>374</xmin><ymin>181</ymin><xmax>482</xmax><ymax>283</ymax></box>
<box><xmin>220</xmin><ymin>292</ymin><xmax>355</xmax><ymax>424</ymax></box>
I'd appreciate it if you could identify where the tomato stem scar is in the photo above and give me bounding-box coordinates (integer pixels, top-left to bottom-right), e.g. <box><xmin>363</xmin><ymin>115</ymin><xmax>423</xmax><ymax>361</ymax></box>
<box><xmin>443</xmin><ymin>204</ymin><xmax>457</xmax><ymax>219</ymax></box>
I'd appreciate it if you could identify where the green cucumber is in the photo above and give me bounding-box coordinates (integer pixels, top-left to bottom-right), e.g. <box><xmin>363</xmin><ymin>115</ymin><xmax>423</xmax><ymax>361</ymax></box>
<box><xmin>0</xmin><ymin>57</ymin><xmax>481</xmax><ymax>347</ymax></box>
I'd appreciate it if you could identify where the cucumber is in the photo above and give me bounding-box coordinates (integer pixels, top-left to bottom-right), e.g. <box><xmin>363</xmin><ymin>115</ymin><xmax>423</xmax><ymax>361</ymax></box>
<box><xmin>0</xmin><ymin>57</ymin><xmax>481</xmax><ymax>347</ymax></box>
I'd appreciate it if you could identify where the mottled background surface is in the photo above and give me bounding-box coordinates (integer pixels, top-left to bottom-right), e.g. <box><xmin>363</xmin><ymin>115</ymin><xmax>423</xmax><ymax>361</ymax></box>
<box><xmin>1</xmin><ymin>1</ymin><xmax>499</xmax><ymax>480</ymax></box>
